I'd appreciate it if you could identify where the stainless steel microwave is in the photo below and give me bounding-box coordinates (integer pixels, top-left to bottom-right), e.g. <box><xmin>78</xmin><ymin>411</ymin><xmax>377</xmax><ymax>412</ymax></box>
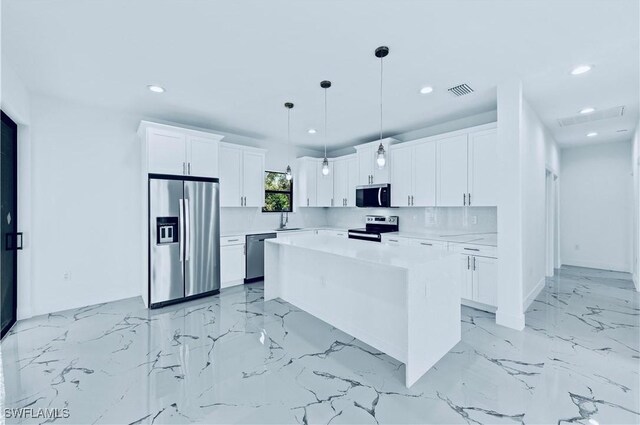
<box><xmin>356</xmin><ymin>184</ymin><xmax>391</xmax><ymax>208</ymax></box>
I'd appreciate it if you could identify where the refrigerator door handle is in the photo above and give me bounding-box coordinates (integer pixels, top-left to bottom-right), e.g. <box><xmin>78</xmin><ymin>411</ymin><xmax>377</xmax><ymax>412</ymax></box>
<box><xmin>178</xmin><ymin>198</ymin><xmax>184</xmax><ymax>262</ymax></box>
<box><xmin>185</xmin><ymin>197</ymin><xmax>191</xmax><ymax>261</ymax></box>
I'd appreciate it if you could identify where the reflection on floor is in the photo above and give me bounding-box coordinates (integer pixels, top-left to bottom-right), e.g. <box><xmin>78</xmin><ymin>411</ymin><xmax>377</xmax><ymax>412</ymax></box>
<box><xmin>1</xmin><ymin>266</ymin><xmax>638</xmax><ymax>424</ymax></box>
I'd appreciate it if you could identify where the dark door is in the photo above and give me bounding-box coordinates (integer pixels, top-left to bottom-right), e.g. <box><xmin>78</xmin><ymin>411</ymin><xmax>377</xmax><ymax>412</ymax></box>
<box><xmin>1</xmin><ymin>111</ymin><xmax>19</xmax><ymax>339</ymax></box>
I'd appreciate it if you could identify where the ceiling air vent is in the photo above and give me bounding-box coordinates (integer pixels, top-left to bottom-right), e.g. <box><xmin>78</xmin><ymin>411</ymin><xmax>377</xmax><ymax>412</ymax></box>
<box><xmin>557</xmin><ymin>106</ymin><xmax>625</xmax><ymax>127</ymax></box>
<box><xmin>448</xmin><ymin>83</ymin><xmax>474</xmax><ymax>97</ymax></box>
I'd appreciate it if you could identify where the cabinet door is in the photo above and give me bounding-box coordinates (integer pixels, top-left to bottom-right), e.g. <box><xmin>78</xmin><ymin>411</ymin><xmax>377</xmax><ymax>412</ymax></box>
<box><xmin>316</xmin><ymin>160</ymin><xmax>334</xmax><ymax>207</ymax></box>
<box><xmin>346</xmin><ymin>157</ymin><xmax>359</xmax><ymax>206</ymax></box>
<box><xmin>218</xmin><ymin>145</ymin><xmax>243</xmax><ymax>207</ymax></box>
<box><xmin>474</xmin><ymin>256</ymin><xmax>498</xmax><ymax>306</ymax></box>
<box><xmin>357</xmin><ymin>146</ymin><xmax>373</xmax><ymax>185</ymax></box>
<box><xmin>460</xmin><ymin>255</ymin><xmax>473</xmax><ymax>300</ymax></box>
<box><xmin>187</xmin><ymin>136</ymin><xmax>218</xmax><ymax>178</ymax></box>
<box><xmin>332</xmin><ymin>159</ymin><xmax>347</xmax><ymax>207</ymax></box>
<box><xmin>300</xmin><ymin>160</ymin><xmax>317</xmax><ymax>207</ymax></box>
<box><xmin>242</xmin><ymin>151</ymin><xmax>265</xmax><ymax>207</ymax></box>
<box><xmin>437</xmin><ymin>135</ymin><xmax>468</xmax><ymax>206</ymax></box>
<box><xmin>390</xmin><ymin>146</ymin><xmax>413</xmax><ymax>206</ymax></box>
<box><xmin>220</xmin><ymin>244</ymin><xmax>245</xmax><ymax>288</ymax></box>
<box><xmin>413</xmin><ymin>142</ymin><xmax>437</xmax><ymax>207</ymax></box>
<box><xmin>147</xmin><ymin>129</ymin><xmax>187</xmax><ymax>175</ymax></box>
<box><xmin>468</xmin><ymin>129</ymin><xmax>498</xmax><ymax>206</ymax></box>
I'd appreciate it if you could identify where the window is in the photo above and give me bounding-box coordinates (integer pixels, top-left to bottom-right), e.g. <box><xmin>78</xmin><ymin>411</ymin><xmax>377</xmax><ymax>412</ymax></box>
<box><xmin>263</xmin><ymin>171</ymin><xmax>293</xmax><ymax>212</ymax></box>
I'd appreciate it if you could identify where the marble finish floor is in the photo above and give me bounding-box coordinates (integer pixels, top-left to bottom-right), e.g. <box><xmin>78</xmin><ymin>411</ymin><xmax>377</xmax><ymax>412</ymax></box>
<box><xmin>1</xmin><ymin>266</ymin><xmax>638</xmax><ymax>424</ymax></box>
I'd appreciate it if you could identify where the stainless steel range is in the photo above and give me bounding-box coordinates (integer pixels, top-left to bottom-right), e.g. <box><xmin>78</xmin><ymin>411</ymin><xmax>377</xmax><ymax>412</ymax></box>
<box><xmin>348</xmin><ymin>215</ymin><xmax>399</xmax><ymax>242</ymax></box>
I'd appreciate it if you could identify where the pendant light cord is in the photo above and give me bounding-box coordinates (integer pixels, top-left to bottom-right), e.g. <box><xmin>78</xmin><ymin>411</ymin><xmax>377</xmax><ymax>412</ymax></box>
<box><xmin>380</xmin><ymin>55</ymin><xmax>383</xmax><ymax>142</ymax></box>
<box><xmin>287</xmin><ymin>108</ymin><xmax>291</xmax><ymax>160</ymax></box>
<box><xmin>324</xmin><ymin>87</ymin><xmax>328</xmax><ymax>158</ymax></box>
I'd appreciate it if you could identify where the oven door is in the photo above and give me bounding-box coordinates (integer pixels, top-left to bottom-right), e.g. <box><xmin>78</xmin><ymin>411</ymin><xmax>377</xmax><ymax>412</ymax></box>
<box><xmin>356</xmin><ymin>184</ymin><xmax>391</xmax><ymax>208</ymax></box>
<box><xmin>347</xmin><ymin>231</ymin><xmax>381</xmax><ymax>242</ymax></box>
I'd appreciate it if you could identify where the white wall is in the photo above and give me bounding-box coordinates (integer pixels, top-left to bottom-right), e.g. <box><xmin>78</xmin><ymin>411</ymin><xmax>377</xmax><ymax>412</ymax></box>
<box><xmin>633</xmin><ymin>124</ymin><xmax>640</xmax><ymax>289</ymax></box>
<box><xmin>521</xmin><ymin>100</ymin><xmax>556</xmax><ymax>303</ymax></box>
<box><xmin>560</xmin><ymin>141</ymin><xmax>633</xmax><ymax>273</ymax></box>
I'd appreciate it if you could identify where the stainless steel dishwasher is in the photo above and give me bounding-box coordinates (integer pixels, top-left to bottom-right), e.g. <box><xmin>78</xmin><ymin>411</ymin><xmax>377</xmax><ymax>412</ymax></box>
<box><xmin>245</xmin><ymin>233</ymin><xmax>277</xmax><ymax>282</ymax></box>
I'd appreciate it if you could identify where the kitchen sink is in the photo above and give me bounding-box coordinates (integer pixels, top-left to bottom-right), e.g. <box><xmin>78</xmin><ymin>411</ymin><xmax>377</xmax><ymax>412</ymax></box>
<box><xmin>275</xmin><ymin>227</ymin><xmax>302</xmax><ymax>231</ymax></box>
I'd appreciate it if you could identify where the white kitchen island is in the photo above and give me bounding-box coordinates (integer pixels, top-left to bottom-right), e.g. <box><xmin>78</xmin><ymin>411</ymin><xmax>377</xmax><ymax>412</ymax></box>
<box><xmin>264</xmin><ymin>235</ymin><xmax>461</xmax><ymax>387</ymax></box>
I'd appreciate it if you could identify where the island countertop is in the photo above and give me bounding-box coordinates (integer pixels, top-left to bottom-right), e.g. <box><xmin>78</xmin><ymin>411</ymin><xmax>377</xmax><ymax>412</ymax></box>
<box><xmin>267</xmin><ymin>234</ymin><xmax>455</xmax><ymax>269</ymax></box>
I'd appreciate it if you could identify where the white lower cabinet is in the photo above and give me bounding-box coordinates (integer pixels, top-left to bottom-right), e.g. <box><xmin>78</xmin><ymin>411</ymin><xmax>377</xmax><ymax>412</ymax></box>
<box><xmin>459</xmin><ymin>254</ymin><xmax>497</xmax><ymax>309</ymax></box>
<box><xmin>277</xmin><ymin>230</ymin><xmax>316</xmax><ymax>238</ymax></box>
<box><xmin>317</xmin><ymin>229</ymin><xmax>347</xmax><ymax>238</ymax></box>
<box><xmin>220</xmin><ymin>236</ymin><xmax>245</xmax><ymax>288</ymax></box>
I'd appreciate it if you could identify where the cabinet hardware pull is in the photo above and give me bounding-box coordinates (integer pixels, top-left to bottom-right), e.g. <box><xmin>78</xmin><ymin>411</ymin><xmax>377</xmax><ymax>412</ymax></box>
<box><xmin>183</xmin><ymin>162</ymin><xmax>186</xmax><ymax>175</ymax></box>
<box><xmin>389</xmin><ymin>239</ymin><xmax>398</xmax><ymax>242</ymax></box>
<box><xmin>307</xmin><ymin>198</ymin><xmax>309</xmax><ymax>206</ymax></box>
<box><xmin>473</xmin><ymin>256</ymin><xmax>476</xmax><ymax>271</ymax></box>
<box><xmin>408</xmin><ymin>195</ymin><xmax>410</xmax><ymax>206</ymax></box>
<box><xmin>411</xmin><ymin>195</ymin><xmax>414</xmax><ymax>206</ymax></box>
<box><xmin>420</xmin><ymin>242</ymin><xmax>433</xmax><ymax>246</ymax></box>
<box><xmin>227</xmin><ymin>239</ymin><xmax>239</xmax><ymax>242</ymax></box>
<box><xmin>188</xmin><ymin>162</ymin><xmax>191</xmax><ymax>175</ymax></box>
<box><xmin>464</xmin><ymin>247</ymin><xmax>480</xmax><ymax>251</ymax></box>
<box><xmin>468</xmin><ymin>193</ymin><xmax>471</xmax><ymax>206</ymax></box>
<box><xmin>467</xmin><ymin>255</ymin><xmax>470</xmax><ymax>270</ymax></box>
<box><xmin>463</xmin><ymin>193</ymin><xmax>466</xmax><ymax>206</ymax></box>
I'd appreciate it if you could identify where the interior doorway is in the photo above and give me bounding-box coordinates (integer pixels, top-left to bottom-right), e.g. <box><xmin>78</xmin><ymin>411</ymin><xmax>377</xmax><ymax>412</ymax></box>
<box><xmin>1</xmin><ymin>111</ymin><xmax>20</xmax><ymax>339</ymax></box>
<box><xmin>545</xmin><ymin>169</ymin><xmax>559</xmax><ymax>277</ymax></box>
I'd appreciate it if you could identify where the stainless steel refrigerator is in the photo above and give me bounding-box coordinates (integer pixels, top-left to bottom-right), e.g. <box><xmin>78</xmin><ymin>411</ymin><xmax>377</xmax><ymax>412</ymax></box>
<box><xmin>148</xmin><ymin>175</ymin><xmax>220</xmax><ymax>308</ymax></box>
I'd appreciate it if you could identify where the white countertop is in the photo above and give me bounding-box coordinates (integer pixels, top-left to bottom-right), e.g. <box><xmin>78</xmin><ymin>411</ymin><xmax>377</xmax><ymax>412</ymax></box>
<box><xmin>386</xmin><ymin>231</ymin><xmax>498</xmax><ymax>247</ymax></box>
<box><xmin>267</xmin><ymin>234</ymin><xmax>456</xmax><ymax>269</ymax></box>
<box><xmin>221</xmin><ymin>226</ymin><xmax>347</xmax><ymax>238</ymax></box>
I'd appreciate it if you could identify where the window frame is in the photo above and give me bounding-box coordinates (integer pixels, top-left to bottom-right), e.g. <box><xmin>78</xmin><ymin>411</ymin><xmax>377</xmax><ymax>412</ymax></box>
<box><xmin>262</xmin><ymin>170</ymin><xmax>293</xmax><ymax>213</ymax></box>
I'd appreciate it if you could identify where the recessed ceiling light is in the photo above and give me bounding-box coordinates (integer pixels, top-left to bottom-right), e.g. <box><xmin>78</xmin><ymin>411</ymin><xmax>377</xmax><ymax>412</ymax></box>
<box><xmin>570</xmin><ymin>65</ymin><xmax>592</xmax><ymax>75</ymax></box>
<box><xmin>147</xmin><ymin>85</ymin><xmax>165</xmax><ymax>93</ymax></box>
<box><xmin>586</xmin><ymin>132</ymin><xmax>598</xmax><ymax>137</ymax></box>
<box><xmin>420</xmin><ymin>86</ymin><xmax>434</xmax><ymax>94</ymax></box>
<box><xmin>579</xmin><ymin>107</ymin><xmax>595</xmax><ymax>114</ymax></box>
<box><xmin>308</xmin><ymin>129</ymin><xmax>317</xmax><ymax>134</ymax></box>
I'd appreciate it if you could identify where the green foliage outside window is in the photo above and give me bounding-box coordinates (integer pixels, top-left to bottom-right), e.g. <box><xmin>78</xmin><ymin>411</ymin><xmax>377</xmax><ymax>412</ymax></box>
<box><xmin>263</xmin><ymin>171</ymin><xmax>292</xmax><ymax>212</ymax></box>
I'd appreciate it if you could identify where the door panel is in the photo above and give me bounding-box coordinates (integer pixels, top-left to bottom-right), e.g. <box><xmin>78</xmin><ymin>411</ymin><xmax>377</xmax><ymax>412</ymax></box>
<box><xmin>460</xmin><ymin>255</ymin><xmax>473</xmax><ymax>301</ymax></box>
<box><xmin>469</xmin><ymin>130</ymin><xmax>498</xmax><ymax>206</ymax></box>
<box><xmin>149</xmin><ymin>178</ymin><xmax>184</xmax><ymax>305</ymax></box>
<box><xmin>242</xmin><ymin>151</ymin><xmax>264</xmax><ymax>207</ymax></box>
<box><xmin>147</xmin><ymin>129</ymin><xmax>187</xmax><ymax>175</ymax></box>
<box><xmin>184</xmin><ymin>181</ymin><xmax>220</xmax><ymax>297</ymax></box>
<box><xmin>357</xmin><ymin>146</ymin><xmax>373</xmax><ymax>185</ymax></box>
<box><xmin>316</xmin><ymin>160</ymin><xmax>334</xmax><ymax>207</ymax></box>
<box><xmin>437</xmin><ymin>135</ymin><xmax>468</xmax><ymax>206</ymax></box>
<box><xmin>413</xmin><ymin>142</ymin><xmax>437</xmax><ymax>206</ymax></box>
<box><xmin>1</xmin><ymin>112</ymin><xmax>17</xmax><ymax>338</ymax></box>
<box><xmin>218</xmin><ymin>145</ymin><xmax>242</xmax><ymax>207</ymax></box>
<box><xmin>474</xmin><ymin>256</ymin><xmax>498</xmax><ymax>306</ymax></box>
<box><xmin>332</xmin><ymin>159</ymin><xmax>347</xmax><ymax>207</ymax></box>
<box><xmin>390</xmin><ymin>146</ymin><xmax>412</xmax><ymax>206</ymax></box>
<box><xmin>346</xmin><ymin>157</ymin><xmax>359</xmax><ymax>206</ymax></box>
<box><xmin>188</xmin><ymin>136</ymin><xmax>218</xmax><ymax>178</ymax></box>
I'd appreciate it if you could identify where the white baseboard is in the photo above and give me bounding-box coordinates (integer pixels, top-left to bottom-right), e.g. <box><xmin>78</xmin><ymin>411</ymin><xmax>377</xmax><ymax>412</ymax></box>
<box><xmin>523</xmin><ymin>277</ymin><xmax>545</xmax><ymax>312</ymax></box>
<box><xmin>561</xmin><ymin>259</ymin><xmax>631</xmax><ymax>273</ymax></box>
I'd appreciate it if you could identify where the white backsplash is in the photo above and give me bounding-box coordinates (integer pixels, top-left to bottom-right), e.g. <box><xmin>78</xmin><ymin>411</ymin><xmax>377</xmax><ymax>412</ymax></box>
<box><xmin>220</xmin><ymin>207</ymin><xmax>328</xmax><ymax>234</ymax></box>
<box><xmin>325</xmin><ymin>207</ymin><xmax>497</xmax><ymax>234</ymax></box>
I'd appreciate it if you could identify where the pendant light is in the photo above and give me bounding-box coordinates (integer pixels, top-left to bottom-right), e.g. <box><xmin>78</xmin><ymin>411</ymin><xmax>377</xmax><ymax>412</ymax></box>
<box><xmin>375</xmin><ymin>46</ymin><xmax>389</xmax><ymax>169</ymax></box>
<box><xmin>284</xmin><ymin>102</ymin><xmax>294</xmax><ymax>181</ymax></box>
<box><xmin>320</xmin><ymin>80</ymin><xmax>332</xmax><ymax>176</ymax></box>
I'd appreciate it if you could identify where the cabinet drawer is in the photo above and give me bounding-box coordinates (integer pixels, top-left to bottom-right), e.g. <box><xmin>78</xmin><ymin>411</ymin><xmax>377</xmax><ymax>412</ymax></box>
<box><xmin>451</xmin><ymin>243</ymin><xmax>497</xmax><ymax>258</ymax></box>
<box><xmin>381</xmin><ymin>235</ymin><xmax>411</xmax><ymax>246</ymax></box>
<box><xmin>410</xmin><ymin>239</ymin><xmax>448</xmax><ymax>250</ymax></box>
<box><xmin>221</xmin><ymin>236</ymin><xmax>245</xmax><ymax>246</ymax></box>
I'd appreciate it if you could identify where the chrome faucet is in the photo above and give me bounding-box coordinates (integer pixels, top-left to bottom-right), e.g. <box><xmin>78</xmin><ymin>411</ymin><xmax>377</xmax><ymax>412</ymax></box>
<box><xmin>279</xmin><ymin>212</ymin><xmax>289</xmax><ymax>229</ymax></box>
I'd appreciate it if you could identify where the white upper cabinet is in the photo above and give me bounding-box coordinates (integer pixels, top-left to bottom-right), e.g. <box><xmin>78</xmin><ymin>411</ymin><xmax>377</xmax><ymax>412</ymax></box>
<box><xmin>296</xmin><ymin>157</ymin><xmax>318</xmax><ymax>207</ymax></box>
<box><xmin>332</xmin><ymin>155</ymin><xmax>358</xmax><ymax>207</ymax></box>
<box><xmin>413</xmin><ymin>142</ymin><xmax>437</xmax><ymax>207</ymax></box>
<box><xmin>390</xmin><ymin>145</ymin><xmax>413</xmax><ymax>206</ymax></box>
<box><xmin>355</xmin><ymin>139</ymin><xmax>394</xmax><ymax>185</ymax></box>
<box><xmin>218</xmin><ymin>143</ymin><xmax>266</xmax><ymax>207</ymax></box>
<box><xmin>316</xmin><ymin>160</ymin><xmax>334</xmax><ymax>207</ymax></box>
<box><xmin>468</xmin><ymin>129</ymin><xmax>498</xmax><ymax>207</ymax></box>
<box><xmin>188</xmin><ymin>135</ymin><xmax>219</xmax><ymax>178</ymax></box>
<box><xmin>390</xmin><ymin>141</ymin><xmax>436</xmax><ymax>207</ymax></box>
<box><xmin>437</xmin><ymin>134</ymin><xmax>469</xmax><ymax>207</ymax></box>
<box><xmin>140</xmin><ymin>121</ymin><xmax>222</xmax><ymax>177</ymax></box>
<box><xmin>219</xmin><ymin>144</ymin><xmax>243</xmax><ymax>207</ymax></box>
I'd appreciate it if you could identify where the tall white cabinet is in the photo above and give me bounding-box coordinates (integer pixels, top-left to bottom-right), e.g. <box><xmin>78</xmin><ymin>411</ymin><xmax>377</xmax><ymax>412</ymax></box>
<box><xmin>390</xmin><ymin>140</ymin><xmax>436</xmax><ymax>207</ymax></box>
<box><xmin>218</xmin><ymin>142</ymin><xmax>266</xmax><ymax>207</ymax></box>
<box><xmin>333</xmin><ymin>155</ymin><xmax>358</xmax><ymax>207</ymax></box>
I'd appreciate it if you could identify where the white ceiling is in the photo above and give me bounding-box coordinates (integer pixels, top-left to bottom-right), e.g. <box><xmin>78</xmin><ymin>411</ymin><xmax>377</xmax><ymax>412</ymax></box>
<box><xmin>3</xmin><ymin>0</ymin><xmax>638</xmax><ymax>150</ymax></box>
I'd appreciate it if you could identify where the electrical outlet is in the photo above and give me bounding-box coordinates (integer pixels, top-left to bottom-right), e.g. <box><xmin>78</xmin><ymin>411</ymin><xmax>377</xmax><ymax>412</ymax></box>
<box><xmin>471</xmin><ymin>215</ymin><xmax>478</xmax><ymax>225</ymax></box>
<box><xmin>63</xmin><ymin>271</ymin><xmax>71</xmax><ymax>281</ymax></box>
<box><xmin>574</xmin><ymin>244</ymin><xmax>580</xmax><ymax>251</ymax></box>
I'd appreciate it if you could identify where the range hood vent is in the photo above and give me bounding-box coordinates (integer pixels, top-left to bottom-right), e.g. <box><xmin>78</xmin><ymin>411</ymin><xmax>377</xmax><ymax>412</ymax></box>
<box><xmin>448</xmin><ymin>83</ymin><xmax>474</xmax><ymax>97</ymax></box>
<box><xmin>557</xmin><ymin>106</ymin><xmax>625</xmax><ymax>127</ymax></box>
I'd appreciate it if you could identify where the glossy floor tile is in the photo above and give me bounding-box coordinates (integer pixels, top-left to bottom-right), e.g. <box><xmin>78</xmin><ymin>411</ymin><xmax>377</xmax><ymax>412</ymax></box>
<box><xmin>1</xmin><ymin>266</ymin><xmax>638</xmax><ymax>424</ymax></box>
